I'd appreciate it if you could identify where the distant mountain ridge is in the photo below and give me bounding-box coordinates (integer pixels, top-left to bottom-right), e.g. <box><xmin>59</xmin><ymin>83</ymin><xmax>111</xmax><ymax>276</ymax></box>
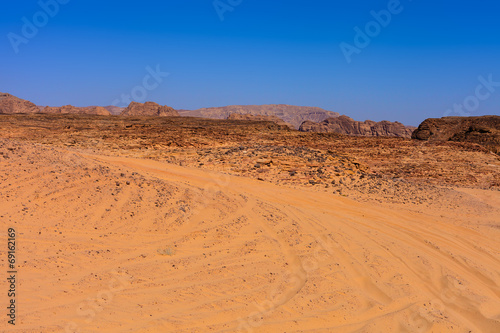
<box><xmin>121</xmin><ymin>101</ymin><xmax>179</xmax><ymax>117</ymax></box>
<box><xmin>40</xmin><ymin>105</ymin><xmax>111</xmax><ymax>115</ymax></box>
<box><xmin>1</xmin><ymin>93</ymin><xmax>418</xmax><ymax>139</ymax></box>
<box><xmin>178</xmin><ymin>104</ymin><xmax>340</xmax><ymax>129</ymax></box>
<box><xmin>226</xmin><ymin>113</ymin><xmax>293</xmax><ymax>129</ymax></box>
<box><xmin>1</xmin><ymin>94</ymin><xmax>339</xmax><ymax>127</ymax></box>
<box><xmin>103</xmin><ymin>105</ymin><xmax>124</xmax><ymax>115</ymax></box>
<box><xmin>299</xmin><ymin>115</ymin><xmax>416</xmax><ymax>138</ymax></box>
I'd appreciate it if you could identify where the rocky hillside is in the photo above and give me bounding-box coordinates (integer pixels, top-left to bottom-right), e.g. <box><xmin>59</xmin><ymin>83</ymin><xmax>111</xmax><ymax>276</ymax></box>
<box><xmin>41</xmin><ymin>105</ymin><xmax>111</xmax><ymax>116</ymax></box>
<box><xmin>227</xmin><ymin>113</ymin><xmax>293</xmax><ymax>128</ymax></box>
<box><xmin>412</xmin><ymin>116</ymin><xmax>500</xmax><ymax>154</ymax></box>
<box><xmin>299</xmin><ymin>115</ymin><xmax>416</xmax><ymax>138</ymax></box>
<box><xmin>179</xmin><ymin>104</ymin><xmax>339</xmax><ymax>129</ymax></box>
<box><xmin>0</xmin><ymin>92</ymin><xmax>39</xmax><ymax>114</ymax></box>
<box><xmin>104</xmin><ymin>105</ymin><xmax>125</xmax><ymax>115</ymax></box>
<box><xmin>121</xmin><ymin>101</ymin><xmax>179</xmax><ymax>117</ymax></box>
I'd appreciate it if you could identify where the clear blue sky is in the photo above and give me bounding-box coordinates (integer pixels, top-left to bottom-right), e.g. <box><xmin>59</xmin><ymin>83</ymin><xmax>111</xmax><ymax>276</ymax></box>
<box><xmin>1</xmin><ymin>0</ymin><xmax>499</xmax><ymax>125</ymax></box>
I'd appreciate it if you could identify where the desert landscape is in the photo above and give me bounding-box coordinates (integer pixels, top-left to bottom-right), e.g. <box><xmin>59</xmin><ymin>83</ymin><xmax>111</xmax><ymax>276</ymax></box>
<box><xmin>3</xmin><ymin>2</ymin><xmax>500</xmax><ymax>331</ymax></box>
<box><xmin>1</xmin><ymin>94</ymin><xmax>500</xmax><ymax>332</ymax></box>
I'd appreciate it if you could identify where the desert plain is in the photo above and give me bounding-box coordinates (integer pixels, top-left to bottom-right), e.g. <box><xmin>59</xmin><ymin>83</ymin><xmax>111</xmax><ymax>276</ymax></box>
<box><xmin>1</xmin><ymin>114</ymin><xmax>500</xmax><ymax>332</ymax></box>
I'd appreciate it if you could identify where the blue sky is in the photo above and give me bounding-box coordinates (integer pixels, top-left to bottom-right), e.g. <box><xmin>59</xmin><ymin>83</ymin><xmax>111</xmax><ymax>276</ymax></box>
<box><xmin>1</xmin><ymin>0</ymin><xmax>499</xmax><ymax>125</ymax></box>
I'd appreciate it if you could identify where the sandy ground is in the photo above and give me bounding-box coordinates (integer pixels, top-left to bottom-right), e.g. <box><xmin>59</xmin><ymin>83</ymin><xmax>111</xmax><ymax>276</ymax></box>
<box><xmin>1</xmin><ymin>139</ymin><xmax>500</xmax><ymax>332</ymax></box>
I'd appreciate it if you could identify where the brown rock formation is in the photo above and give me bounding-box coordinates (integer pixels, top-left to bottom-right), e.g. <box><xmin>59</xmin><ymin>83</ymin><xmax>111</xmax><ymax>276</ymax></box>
<box><xmin>0</xmin><ymin>92</ymin><xmax>39</xmax><ymax>114</ymax></box>
<box><xmin>412</xmin><ymin>116</ymin><xmax>500</xmax><ymax>154</ymax></box>
<box><xmin>227</xmin><ymin>113</ymin><xmax>293</xmax><ymax>129</ymax></box>
<box><xmin>299</xmin><ymin>115</ymin><xmax>416</xmax><ymax>138</ymax></box>
<box><xmin>41</xmin><ymin>105</ymin><xmax>111</xmax><ymax>116</ymax></box>
<box><xmin>178</xmin><ymin>104</ymin><xmax>339</xmax><ymax>129</ymax></box>
<box><xmin>104</xmin><ymin>105</ymin><xmax>125</xmax><ymax>115</ymax></box>
<box><xmin>121</xmin><ymin>102</ymin><xmax>179</xmax><ymax>117</ymax></box>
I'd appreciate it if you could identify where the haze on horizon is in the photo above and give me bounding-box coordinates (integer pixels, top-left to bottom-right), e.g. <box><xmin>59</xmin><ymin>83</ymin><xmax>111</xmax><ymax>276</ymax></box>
<box><xmin>1</xmin><ymin>0</ymin><xmax>499</xmax><ymax>126</ymax></box>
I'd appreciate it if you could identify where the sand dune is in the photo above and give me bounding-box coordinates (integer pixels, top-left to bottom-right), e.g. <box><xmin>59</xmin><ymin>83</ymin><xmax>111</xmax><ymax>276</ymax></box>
<box><xmin>1</xmin><ymin>139</ymin><xmax>500</xmax><ymax>332</ymax></box>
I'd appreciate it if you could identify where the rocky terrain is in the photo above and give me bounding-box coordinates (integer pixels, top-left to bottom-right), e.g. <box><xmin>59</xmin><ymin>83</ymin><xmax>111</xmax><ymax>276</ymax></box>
<box><xmin>1</xmin><ymin>114</ymin><xmax>498</xmax><ymax>200</ymax></box>
<box><xmin>227</xmin><ymin>113</ymin><xmax>293</xmax><ymax>128</ymax></box>
<box><xmin>413</xmin><ymin>115</ymin><xmax>500</xmax><ymax>154</ymax></box>
<box><xmin>1</xmin><ymin>113</ymin><xmax>499</xmax><ymax>332</ymax></box>
<box><xmin>41</xmin><ymin>105</ymin><xmax>111</xmax><ymax>116</ymax></box>
<box><xmin>120</xmin><ymin>101</ymin><xmax>179</xmax><ymax>117</ymax></box>
<box><xmin>0</xmin><ymin>92</ymin><xmax>39</xmax><ymax>114</ymax></box>
<box><xmin>178</xmin><ymin>104</ymin><xmax>340</xmax><ymax>129</ymax></box>
<box><xmin>300</xmin><ymin>115</ymin><xmax>416</xmax><ymax>138</ymax></box>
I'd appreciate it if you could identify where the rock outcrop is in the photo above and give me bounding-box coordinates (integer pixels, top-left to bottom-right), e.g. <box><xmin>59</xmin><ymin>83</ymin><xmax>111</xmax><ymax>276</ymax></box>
<box><xmin>41</xmin><ymin>105</ymin><xmax>111</xmax><ymax>116</ymax></box>
<box><xmin>178</xmin><ymin>104</ymin><xmax>339</xmax><ymax>129</ymax></box>
<box><xmin>121</xmin><ymin>102</ymin><xmax>179</xmax><ymax>117</ymax></box>
<box><xmin>0</xmin><ymin>92</ymin><xmax>39</xmax><ymax>114</ymax></box>
<box><xmin>412</xmin><ymin>116</ymin><xmax>500</xmax><ymax>154</ymax></box>
<box><xmin>299</xmin><ymin>115</ymin><xmax>416</xmax><ymax>138</ymax></box>
<box><xmin>227</xmin><ymin>113</ymin><xmax>293</xmax><ymax>129</ymax></box>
